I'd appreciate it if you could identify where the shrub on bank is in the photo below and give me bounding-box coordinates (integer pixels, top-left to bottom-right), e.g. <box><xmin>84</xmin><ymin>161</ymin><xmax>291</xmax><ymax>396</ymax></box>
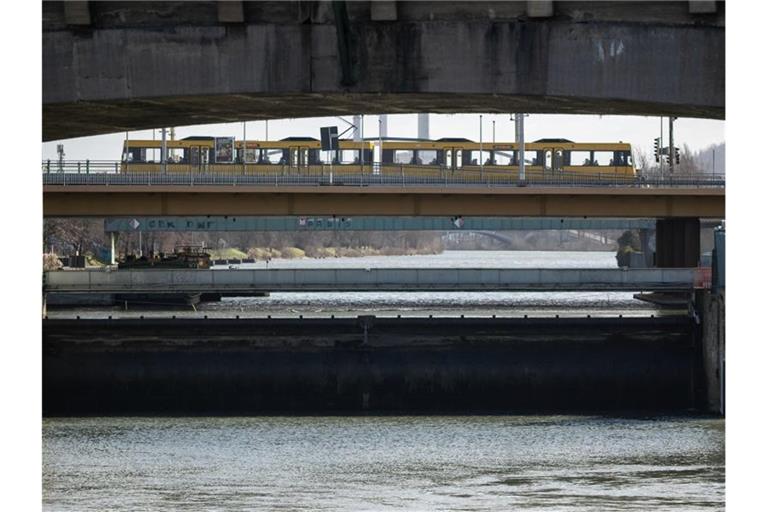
<box><xmin>43</xmin><ymin>253</ymin><xmax>62</xmax><ymax>271</ymax></box>
<box><xmin>209</xmin><ymin>248</ymin><xmax>248</xmax><ymax>260</ymax></box>
<box><xmin>279</xmin><ymin>247</ymin><xmax>306</xmax><ymax>259</ymax></box>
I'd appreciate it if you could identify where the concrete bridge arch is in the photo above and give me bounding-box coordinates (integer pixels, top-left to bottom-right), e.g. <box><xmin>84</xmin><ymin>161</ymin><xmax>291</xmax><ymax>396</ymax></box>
<box><xmin>43</xmin><ymin>1</ymin><xmax>724</xmax><ymax>141</ymax></box>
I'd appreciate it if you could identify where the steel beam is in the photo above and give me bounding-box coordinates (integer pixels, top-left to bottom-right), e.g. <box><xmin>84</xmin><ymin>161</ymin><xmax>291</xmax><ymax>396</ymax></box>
<box><xmin>103</xmin><ymin>216</ymin><xmax>657</xmax><ymax>233</ymax></box>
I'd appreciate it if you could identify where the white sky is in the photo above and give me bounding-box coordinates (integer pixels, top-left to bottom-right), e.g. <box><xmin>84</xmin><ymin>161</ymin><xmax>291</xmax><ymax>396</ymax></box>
<box><xmin>42</xmin><ymin>113</ymin><xmax>724</xmax><ymax>162</ymax></box>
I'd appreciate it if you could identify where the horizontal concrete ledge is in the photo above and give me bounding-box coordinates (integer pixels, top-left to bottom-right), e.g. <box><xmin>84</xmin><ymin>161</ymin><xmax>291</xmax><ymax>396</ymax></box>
<box><xmin>43</xmin><ymin>188</ymin><xmax>725</xmax><ymax>218</ymax></box>
<box><xmin>44</xmin><ymin>267</ymin><xmax>704</xmax><ymax>293</ymax></box>
<box><xmin>43</xmin><ymin>184</ymin><xmax>725</xmax><ymax>196</ymax></box>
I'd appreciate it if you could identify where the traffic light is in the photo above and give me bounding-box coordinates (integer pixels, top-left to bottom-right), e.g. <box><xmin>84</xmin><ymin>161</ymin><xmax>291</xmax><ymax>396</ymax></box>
<box><xmin>675</xmin><ymin>147</ymin><xmax>680</xmax><ymax>165</ymax></box>
<box><xmin>653</xmin><ymin>138</ymin><xmax>660</xmax><ymax>162</ymax></box>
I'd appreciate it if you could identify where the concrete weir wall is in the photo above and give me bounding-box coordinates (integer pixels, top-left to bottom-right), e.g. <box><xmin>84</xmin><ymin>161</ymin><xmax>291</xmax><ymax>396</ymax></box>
<box><xmin>43</xmin><ymin>317</ymin><xmax>700</xmax><ymax>416</ymax></box>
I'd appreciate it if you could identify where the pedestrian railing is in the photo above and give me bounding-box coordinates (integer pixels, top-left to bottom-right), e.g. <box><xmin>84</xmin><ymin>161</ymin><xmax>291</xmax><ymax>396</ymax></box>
<box><xmin>42</xmin><ymin>161</ymin><xmax>726</xmax><ymax>189</ymax></box>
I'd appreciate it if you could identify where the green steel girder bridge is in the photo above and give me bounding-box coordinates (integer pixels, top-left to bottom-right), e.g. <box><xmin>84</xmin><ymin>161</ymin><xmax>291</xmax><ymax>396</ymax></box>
<box><xmin>103</xmin><ymin>216</ymin><xmax>659</xmax><ymax>233</ymax></box>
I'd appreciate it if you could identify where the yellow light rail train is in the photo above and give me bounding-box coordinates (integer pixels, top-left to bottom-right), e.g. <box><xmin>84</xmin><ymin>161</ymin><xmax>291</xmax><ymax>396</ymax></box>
<box><xmin>121</xmin><ymin>136</ymin><xmax>636</xmax><ymax>178</ymax></box>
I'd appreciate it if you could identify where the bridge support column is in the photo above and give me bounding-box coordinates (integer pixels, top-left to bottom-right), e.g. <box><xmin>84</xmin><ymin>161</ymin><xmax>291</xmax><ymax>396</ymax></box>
<box><xmin>656</xmin><ymin>218</ymin><xmax>700</xmax><ymax>267</ymax></box>
<box><xmin>639</xmin><ymin>228</ymin><xmax>655</xmax><ymax>268</ymax></box>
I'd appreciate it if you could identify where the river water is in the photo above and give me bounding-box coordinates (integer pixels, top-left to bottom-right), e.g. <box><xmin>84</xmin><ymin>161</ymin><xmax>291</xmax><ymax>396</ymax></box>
<box><xmin>43</xmin><ymin>416</ymin><xmax>724</xmax><ymax>511</ymax></box>
<box><xmin>48</xmin><ymin>251</ymin><xmax>673</xmax><ymax>319</ymax></box>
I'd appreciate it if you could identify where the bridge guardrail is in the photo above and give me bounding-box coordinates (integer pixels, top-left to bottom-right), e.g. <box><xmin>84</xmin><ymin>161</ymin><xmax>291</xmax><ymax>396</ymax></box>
<box><xmin>42</xmin><ymin>162</ymin><xmax>726</xmax><ymax>188</ymax></box>
<box><xmin>43</xmin><ymin>267</ymin><xmax>701</xmax><ymax>293</ymax></box>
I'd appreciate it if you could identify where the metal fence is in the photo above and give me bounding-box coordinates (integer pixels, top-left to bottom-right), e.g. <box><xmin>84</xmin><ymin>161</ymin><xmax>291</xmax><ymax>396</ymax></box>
<box><xmin>42</xmin><ymin>161</ymin><xmax>726</xmax><ymax>188</ymax></box>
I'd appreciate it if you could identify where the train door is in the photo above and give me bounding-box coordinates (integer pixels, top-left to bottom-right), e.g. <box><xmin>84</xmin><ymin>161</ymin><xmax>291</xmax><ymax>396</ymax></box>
<box><xmin>453</xmin><ymin>148</ymin><xmax>464</xmax><ymax>171</ymax></box>
<box><xmin>201</xmin><ymin>146</ymin><xmax>210</xmax><ymax>172</ymax></box>
<box><xmin>289</xmin><ymin>146</ymin><xmax>310</xmax><ymax>170</ymax></box>
<box><xmin>373</xmin><ymin>141</ymin><xmax>382</xmax><ymax>175</ymax></box>
<box><xmin>189</xmin><ymin>146</ymin><xmax>201</xmax><ymax>172</ymax></box>
<box><xmin>189</xmin><ymin>146</ymin><xmax>209</xmax><ymax>172</ymax></box>
<box><xmin>553</xmin><ymin>149</ymin><xmax>564</xmax><ymax>172</ymax></box>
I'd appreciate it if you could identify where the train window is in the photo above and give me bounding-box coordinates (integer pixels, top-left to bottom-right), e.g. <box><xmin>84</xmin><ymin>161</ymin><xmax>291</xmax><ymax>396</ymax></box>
<box><xmin>592</xmin><ymin>151</ymin><xmax>613</xmax><ymax>166</ymax></box>
<box><xmin>612</xmin><ymin>151</ymin><xmax>632</xmax><ymax>166</ymax></box>
<box><xmin>570</xmin><ymin>151</ymin><xmax>592</xmax><ymax>166</ymax></box>
<box><xmin>167</xmin><ymin>148</ymin><xmax>180</xmax><ymax>163</ymax></box>
<box><xmin>445</xmin><ymin>149</ymin><xmax>453</xmax><ymax>168</ymax></box>
<box><xmin>545</xmin><ymin>150</ymin><xmax>553</xmax><ymax>171</ymax></box>
<box><xmin>496</xmin><ymin>150</ymin><xmax>517</xmax><ymax>165</ymax></box>
<box><xmin>470</xmin><ymin>151</ymin><xmax>494</xmax><ymax>166</ymax></box>
<box><xmin>394</xmin><ymin>151</ymin><xmax>411</xmax><ymax>164</ymax></box>
<box><xmin>417</xmin><ymin>150</ymin><xmax>438</xmax><ymax>165</ymax></box>
<box><xmin>524</xmin><ymin>151</ymin><xmax>539</xmax><ymax>166</ymax></box>
<box><xmin>261</xmin><ymin>149</ymin><xmax>282</xmax><ymax>164</ymax></box>
<box><xmin>455</xmin><ymin>150</ymin><xmax>463</xmax><ymax>168</ymax></box>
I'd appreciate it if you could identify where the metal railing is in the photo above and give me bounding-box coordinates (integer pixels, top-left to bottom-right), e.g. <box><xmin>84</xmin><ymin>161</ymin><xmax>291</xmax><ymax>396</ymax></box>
<box><xmin>44</xmin><ymin>267</ymin><xmax>702</xmax><ymax>293</ymax></box>
<box><xmin>42</xmin><ymin>161</ymin><xmax>726</xmax><ymax>189</ymax></box>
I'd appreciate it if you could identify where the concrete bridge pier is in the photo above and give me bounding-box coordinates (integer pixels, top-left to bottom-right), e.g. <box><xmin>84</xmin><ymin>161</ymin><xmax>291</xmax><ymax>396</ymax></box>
<box><xmin>639</xmin><ymin>228</ymin><xmax>655</xmax><ymax>268</ymax></box>
<box><xmin>656</xmin><ymin>218</ymin><xmax>701</xmax><ymax>267</ymax></box>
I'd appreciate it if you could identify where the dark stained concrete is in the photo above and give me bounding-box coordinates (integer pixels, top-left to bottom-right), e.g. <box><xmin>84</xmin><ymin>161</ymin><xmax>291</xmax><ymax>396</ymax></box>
<box><xmin>43</xmin><ymin>1</ymin><xmax>724</xmax><ymax>140</ymax></box>
<box><xmin>43</xmin><ymin>316</ymin><xmax>699</xmax><ymax>415</ymax></box>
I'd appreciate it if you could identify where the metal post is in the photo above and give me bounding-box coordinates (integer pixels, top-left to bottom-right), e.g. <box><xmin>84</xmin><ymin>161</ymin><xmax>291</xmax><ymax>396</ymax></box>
<box><xmin>659</xmin><ymin>117</ymin><xmax>664</xmax><ymax>179</ymax></box>
<box><xmin>242</xmin><ymin>121</ymin><xmax>247</xmax><ymax>174</ymax></box>
<box><xmin>516</xmin><ymin>113</ymin><xmax>525</xmax><ymax>181</ymax></box>
<box><xmin>110</xmin><ymin>232</ymin><xmax>117</xmax><ymax>265</ymax></box>
<box><xmin>360</xmin><ymin>114</ymin><xmax>365</xmax><ymax>173</ymax></box>
<box><xmin>265</xmin><ymin>119</ymin><xmax>269</xmax><ymax>141</ymax></box>
<box><xmin>138</xmin><ymin>230</ymin><xmax>143</xmax><ymax>257</ymax></box>
<box><xmin>161</xmin><ymin>128</ymin><xmax>167</xmax><ymax>174</ymax></box>
<box><xmin>378</xmin><ymin>117</ymin><xmax>383</xmax><ymax>175</ymax></box>
<box><xmin>479</xmin><ymin>115</ymin><xmax>483</xmax><ymax>177</ymax></box>
<box><xmin>492</xmin><ymin>119</ymin><xmax>496</xmax><ymax>165</ymax></box>
<box><xmin>669</xmin><ymin>116</ymin><xmax>675</xmax><ymax>174</ymax></box>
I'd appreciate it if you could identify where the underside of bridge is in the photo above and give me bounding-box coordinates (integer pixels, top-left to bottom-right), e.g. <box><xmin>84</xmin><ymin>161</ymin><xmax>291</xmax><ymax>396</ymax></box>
<box><xmin>42</xmin><ymin>1</ymin><xmax>724</xmax><ymax>141</ymax></box>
